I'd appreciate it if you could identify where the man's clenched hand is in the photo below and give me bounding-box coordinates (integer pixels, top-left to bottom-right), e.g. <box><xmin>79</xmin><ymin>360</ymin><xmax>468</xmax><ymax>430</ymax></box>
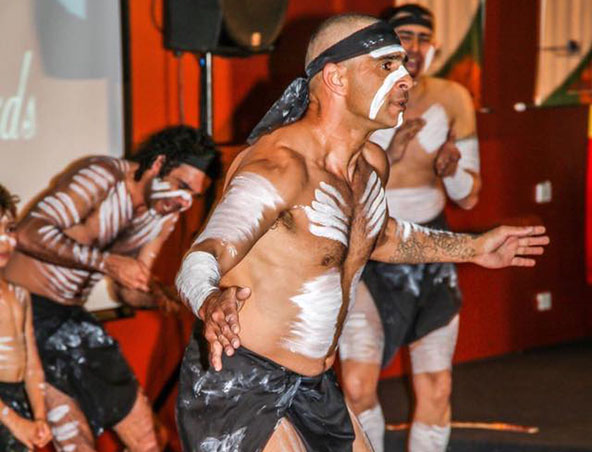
<box><xmin>200</xmin><ymin>286</ymin><xmax>251</xmax><ymax>371</ymax></box>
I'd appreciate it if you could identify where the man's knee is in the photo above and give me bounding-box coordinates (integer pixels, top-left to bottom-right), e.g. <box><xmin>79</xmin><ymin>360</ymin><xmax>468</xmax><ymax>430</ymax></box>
<box><xmin>342</xmin><ymin>368</ymin><xmax>378</xmax><ymax>411</ymax></box>
<box><xmin>414</xmin><ymin>371</ymin><xmax>452</xmax><ymax>410</ymax></box>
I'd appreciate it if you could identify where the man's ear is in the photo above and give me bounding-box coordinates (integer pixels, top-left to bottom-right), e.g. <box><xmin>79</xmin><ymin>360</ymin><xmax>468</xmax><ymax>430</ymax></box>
<box><xmin>321</xmin><ymin>63</ymin><xmax>348</xmax><ymax>96</ymax></box>
<box><xmin>149</xmin><ymin>155</ymin><xmax>165</xmax><ymax>176</ymax></box>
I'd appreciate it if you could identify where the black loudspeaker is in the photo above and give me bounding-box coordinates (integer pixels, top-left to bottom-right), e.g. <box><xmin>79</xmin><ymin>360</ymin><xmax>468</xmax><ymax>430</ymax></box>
<box><xmin>164</xmin><ymin>0</ymin><xmax>289</xmax><ymax>56</ymax></box>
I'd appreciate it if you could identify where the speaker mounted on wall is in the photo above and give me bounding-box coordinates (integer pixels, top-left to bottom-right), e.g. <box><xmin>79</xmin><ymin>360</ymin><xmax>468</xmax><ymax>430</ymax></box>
<box><xmin>164</xmin><ymin>0</ymin><xmax>289</xmax><ymax>56</ymax></box>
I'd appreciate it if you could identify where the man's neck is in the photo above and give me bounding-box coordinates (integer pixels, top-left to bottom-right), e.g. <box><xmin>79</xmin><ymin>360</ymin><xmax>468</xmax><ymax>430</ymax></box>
<box><xmin>301</xmin><ymin>102</ymin><xmax>371</xmax><ymax>183</ymax></box>
<box><xmin>408</xmin><ymin>75</ymin><xmax>428</xmax><ymax>106</ymax></box>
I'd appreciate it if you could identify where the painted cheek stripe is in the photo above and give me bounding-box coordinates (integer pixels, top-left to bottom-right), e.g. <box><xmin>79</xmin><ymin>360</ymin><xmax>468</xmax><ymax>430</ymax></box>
<box><xmin>368</xmin><ymin>65</ymin><xmax>410</xmax><ymax>120</ymax></box>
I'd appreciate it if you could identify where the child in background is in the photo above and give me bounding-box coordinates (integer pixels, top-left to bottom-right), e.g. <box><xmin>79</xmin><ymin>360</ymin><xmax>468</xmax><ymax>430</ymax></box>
<box><xmin>0</xmin><ymin>185</ymin><xmax>51</xmax><ymax>451</ymax></box>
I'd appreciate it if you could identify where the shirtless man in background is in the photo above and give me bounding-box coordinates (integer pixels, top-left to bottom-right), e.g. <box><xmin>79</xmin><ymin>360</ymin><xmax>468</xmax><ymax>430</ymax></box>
<box><xmin>339</xmin><ymin>5</ymin><xmax>481</xmax><ymax>451</ymax></box>
<box><xmin>5</xmin><ymin>126</ymin><xmax>219</xmax><ymax>452</ymax></box>
<box><xmin>0</xmin><ymin>184</ymin><xmax>51</xmax><ymax>451</ymax></box>
<box><xmin>175</xmin><ymin>14</ymin><xmax>547</xmax><ymax>452</ymax></box>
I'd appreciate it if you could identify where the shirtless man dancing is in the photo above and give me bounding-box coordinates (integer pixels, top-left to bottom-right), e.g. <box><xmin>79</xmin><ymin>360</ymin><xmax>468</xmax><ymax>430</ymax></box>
<box><xmin>5</xmin><ymin>126</ymin><xmax>219</xmax><ymax>452</ymax></box>
<box><xmin>339</xmin><ymin>5</ymin><xmax>480</xmax><ymax>451</ymax></box>
<box><xmin>175</xmin><ymin>14</ymin><xmax>548</xmax><ymax>452</ymax></box>
<box><xmin>0</xmin><ymin>185</ymin><xmax>51</xmax><ymax>451</ymax></box>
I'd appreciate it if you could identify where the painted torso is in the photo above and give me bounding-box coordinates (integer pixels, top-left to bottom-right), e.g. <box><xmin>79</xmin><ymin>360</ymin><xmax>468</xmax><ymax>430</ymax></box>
<box><xmin>386</xmin><ymin>77</ymin><xmax>460</xmax><ymax>222</ymax></box>
<box><xmin>221</xmin><ymin>151</ymin><xmax>387</xmax><ymax>377</ymax></box>
<box><xmin>6</xmin><ymin>157</ymin><xmax>176</xmax><ymax>305</ymax></box>
<box><xmin>0</xmin><ymin>281</ymin><xmax>29</xmax><ymax>382</ymax></box>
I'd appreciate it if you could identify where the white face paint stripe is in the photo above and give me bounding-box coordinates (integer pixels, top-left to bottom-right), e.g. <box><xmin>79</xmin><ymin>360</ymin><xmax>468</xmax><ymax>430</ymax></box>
<box><xmin>417</xmin><ymin>103</ymin><xmax>449</xmax><ymax>153</ymax></box>
<box><xmin>283</xmin><ymin>269</ymin><xmax>343</xmax><ymax>358</ymax></box>
<box><xmin>423</xmin><ymin>44</ymin><xmax>435</xmax><ymax>73</ymax></box>
<box><xmin>196</xmin><ymin>172</ymin><xmax>284</xmax><ymax>248</ymax></box>
<box><xmin>176</xmin><ymin>251</ymin><xmax>221</xmax><ymax>315</ymax></box>
<box><xmin>0</xmin><ymin>235</ymin><xmax>16</xmax><ymax>246</ymax></box>
<box><xmin>369</xmin><ymin>44</ymin><xmax>405</xmax><ymax>58</ymax></box>
<box><xmin>369</xmin><ymin>65</ymin><xmax>410</xmax><ymax>120</ymax></box>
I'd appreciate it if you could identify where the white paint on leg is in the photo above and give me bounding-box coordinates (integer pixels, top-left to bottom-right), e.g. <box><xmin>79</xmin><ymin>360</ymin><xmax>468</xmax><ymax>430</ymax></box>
<box><xmin>47</xmin><ymin>404</ymin><xmax>70</xmax><ymax>423</ymax></box>
<box><xmin>358</xmin><ymin>404</ymin><xmax>385</xmax><ymax>452</ymax></box>
<box><xmin>409</xmin><ymin>421</ymin><xmax>451</xmax><ymax>452</ymax></box>
<box><xmin>52</xmin><ymin>421</ymin><xmax>80</xmax><ymax>442</ymax></box>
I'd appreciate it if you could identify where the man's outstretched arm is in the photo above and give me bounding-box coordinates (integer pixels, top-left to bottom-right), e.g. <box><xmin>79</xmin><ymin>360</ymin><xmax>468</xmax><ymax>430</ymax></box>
<box><xmin>371</xmin><ymin>216</ymin><xmax>549</xmax><ymax>268</ymax></box>
<box><xmin>175</xmin><ymin>149</ymin><xmax>304</xmax><ymax>370</ymax></box>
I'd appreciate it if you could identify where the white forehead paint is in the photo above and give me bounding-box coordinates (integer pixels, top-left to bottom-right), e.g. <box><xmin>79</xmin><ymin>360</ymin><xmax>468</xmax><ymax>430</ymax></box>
<box><xmin>416</xmin><ymin>103</ymin><xmax>449</xmax><ymax>153</ymax></box>
<box><xmin>456</xmin><ymin>137</ymin><xmax>480</xmax><ymax>172</ymax></box>
<box><xmin>52</xmin><ymin>421</ymin><xmax>79</xmax><ymax>442</ymax></box>
<box><xmin>304</xmin><ymin>182</ymin><xmax>349</xmax><ymax>247</ymax></box>
<box><xmin>368</xmin><ymin>65</ymin><xmax>410</xmax><ymax>120</ymax></box>
<box><xmin>150</xmin><ymin>178</ymin><xmax>193</xmax><ymax>206</ymax></box>
<box><xmin>283</xmin><ymin>268</ymin><xmax>343</xmax><ymax>359</ymax></box>
<box><xmin>176</xmin><ymin>251</ymin><xmax>221</xmax><ymax>316</ymax></box>
<box><xmin>48</xmin><ymin>404</ymin><xmax>70</xmax><ymax>423</ymax></box>
<box><xmin>369</xmin><ymin>44</ymin><xmax>405</xmax><ymax>58</ymax></box>
<box><xmin>196</xmin><ymin>172</ymin><xmax>283</xmax><ymax>251</ymax></box>
<box><xmin>423</xmin><ymin>44</ymin><xmax>435</xmax><ymax>73</ymax></box>
<box><xmin>361</xmin><ymin>171</ymin><xmax>387</xmax><ymax>239</ymax></box>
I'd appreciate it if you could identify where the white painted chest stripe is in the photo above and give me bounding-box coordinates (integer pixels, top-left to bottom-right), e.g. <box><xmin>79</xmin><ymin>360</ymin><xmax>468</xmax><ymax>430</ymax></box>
<box><xmin>305</xmin><ymin>182</ymin><xmax>349</xmax><ymax>247</ymax></box>
<box><xmin>196</xmin><ymin>172</ymin><xmax>284</xmax><ymax>247</ymax></box>
<box><xmin>417</xmin><ymin>103</ymin><xmax>449</xmax><ymax>153</ymax></box>
<box><xmin>283</xmin><ymin>269</ymin><xmax>343</xmax><ymax>359</ymax></box>
<box><xmin>361</xmin><ymin>171</ymin><xmax>387</xmax><ymax>238</ymax></box>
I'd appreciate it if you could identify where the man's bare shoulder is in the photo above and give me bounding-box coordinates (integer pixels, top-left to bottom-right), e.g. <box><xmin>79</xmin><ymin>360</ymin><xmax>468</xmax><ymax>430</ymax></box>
<box><xmin>56</xmin><ymin>155</ymin><xmax>127</xmax><ymax>186</ymax></box>
<box><xmin>424</xmin><ymin>77</ymin><xmax>473</xmax><ymax>111</ymax></box>
<box><xmin>362</xmin><ymin>141</ymin><xmax>389</xmax><ymax>185</ymax></box>
<box><xmin>227</xmin><ymin>136</ymin><xmax>308</xmax><ymax>204</ymax></box>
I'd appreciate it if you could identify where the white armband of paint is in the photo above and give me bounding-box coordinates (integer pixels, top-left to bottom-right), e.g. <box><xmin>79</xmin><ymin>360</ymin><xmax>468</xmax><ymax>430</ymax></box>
<box><xmin>456</xmin><ymin>137</ymin><xmax>480</xmax><ymax>173</ymax></box>
<box><xmin>443</xmin><ymin>168</ymin><xmax>474</xmax><ymax>201</ymax></box>
<box><xmin>175</xmin><ymin>251</ymin><xmax>221</xmax><ymax>316</ymax></box>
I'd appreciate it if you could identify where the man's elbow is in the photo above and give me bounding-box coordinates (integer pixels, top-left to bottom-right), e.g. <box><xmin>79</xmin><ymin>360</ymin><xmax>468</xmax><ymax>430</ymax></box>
<box><xmin>16</xmin><ymin>221</ymin><xmax>42</xmax><ymax>255</ymax></box>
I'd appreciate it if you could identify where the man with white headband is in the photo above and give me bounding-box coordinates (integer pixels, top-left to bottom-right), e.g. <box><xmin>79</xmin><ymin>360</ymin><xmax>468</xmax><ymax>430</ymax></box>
<box><xmin>339</xmin><ymin>4</ymin><xmax>482</xmax><ymax>452</ymax></box>
<box><xmin>5</xmin><ymin>125</ymin><xmax>219</xmax><ymax>452</ymax></box>
<box><xmin>175</xmin><ymin>13</ymin><xmax>547</xmax><ymax>452</ymax></box>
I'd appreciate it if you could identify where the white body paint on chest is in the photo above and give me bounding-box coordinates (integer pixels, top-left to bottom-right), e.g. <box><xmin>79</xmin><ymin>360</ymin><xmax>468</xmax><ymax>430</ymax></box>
<box><xmin>196</xmin><ymin>172</ymin><xmax>283</xmax><ymax>256</ymax></box>
<box><xmin>416</xmin><ymin>103</ymin><xmax>449</xmax><ymax>153</ymax></box>
<box><xmin>360</xmin><ymin>171</ymin><xmax>387</xmax><ymax>239</ymax></box>
<box><xmin>175</xmin><ymin>251</ymin><xmax>221</xmax><ymax>316</ymax></box>
<box><xmin>283</xmin><ymin>268</ymin><xmax>343</xmax><ymax>359</ymax></box>
<box><xmin>305</xmin><ymin>182</ymin><xmax>350</xmax><ymax>247</ymax></box>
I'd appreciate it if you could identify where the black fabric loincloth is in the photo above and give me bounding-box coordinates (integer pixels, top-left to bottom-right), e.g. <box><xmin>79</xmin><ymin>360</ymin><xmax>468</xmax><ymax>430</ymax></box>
<box><xmin>31</xmin><ymin>293</ymin><xmax>138</xmax><ymax>435</ymax></box>
<box><xmin>177</xmin><ymin>321</ymin><xmax>355</xmax><ymax>452</ymax></box>
<box><xmin>362</xmin><ymin>213</ymin><xmax>462</xmax><ymax>368</ymax></box>
<box><xmin>0</xmin><ymin>382</ymin><xmax>32</xmax><ymax>452</ymax></box>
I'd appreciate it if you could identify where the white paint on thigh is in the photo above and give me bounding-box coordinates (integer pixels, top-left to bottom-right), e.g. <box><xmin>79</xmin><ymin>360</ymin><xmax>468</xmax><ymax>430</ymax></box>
<box><xmin>339</xmin><ymin>281</ymin><xmax>384</xmax><ymax>364</ymax></box>
<box><xmin>47</xmin><ymin>404</ymin><xmax>70</xmax><ymax>423</ymax></box>
<box><xmin>52</xmin><ymin>421</ymin><xmax>80</xmax><ymax>442</ymax></box>
<box><xmin>410</xmin><ymin>314</ymin><xmax>460</xmax><ymax>374</ymax></box>
<box><xmin>283</xmin><ymin>269</ymin><xmax>343</xmax><ymax>359</ymax></box>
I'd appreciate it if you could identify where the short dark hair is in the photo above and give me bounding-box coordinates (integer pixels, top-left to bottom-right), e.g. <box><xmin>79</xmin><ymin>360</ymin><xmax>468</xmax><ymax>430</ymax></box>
<box><xmin>131</xmin><ymin>125</ymin><xmax>221</xmax><ymax>181</ymax></box>
<box><xmin>0</xmin><ymin>185</ymin><xmax>19</xmax><ymax>218</ymax></box>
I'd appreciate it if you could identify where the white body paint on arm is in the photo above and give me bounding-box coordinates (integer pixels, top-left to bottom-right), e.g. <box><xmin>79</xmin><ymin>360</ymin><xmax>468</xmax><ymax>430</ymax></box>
<box><xmin>176</xmin><ymin>251</ymin><xmax>221</xmax><ymax>316</ymax></box>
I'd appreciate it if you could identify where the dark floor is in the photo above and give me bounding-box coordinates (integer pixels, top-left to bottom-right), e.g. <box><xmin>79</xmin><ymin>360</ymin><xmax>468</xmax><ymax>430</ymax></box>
<box><xmin>379</xmin><ymin>341</ymin><xmax>592</xmax><ymax>451</ymax></box>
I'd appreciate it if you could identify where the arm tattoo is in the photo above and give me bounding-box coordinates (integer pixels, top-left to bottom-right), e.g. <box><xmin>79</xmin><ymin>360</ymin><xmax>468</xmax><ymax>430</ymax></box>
<box><xmin>389</xmin><ymin>222</ymin><xmax>477</xmax><ymax>264</ymax></box>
